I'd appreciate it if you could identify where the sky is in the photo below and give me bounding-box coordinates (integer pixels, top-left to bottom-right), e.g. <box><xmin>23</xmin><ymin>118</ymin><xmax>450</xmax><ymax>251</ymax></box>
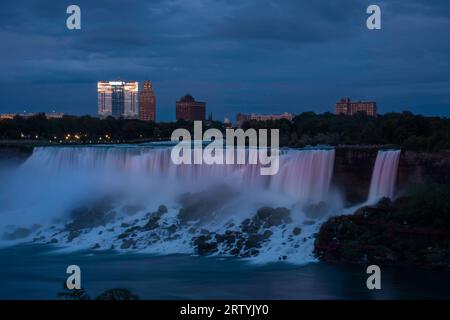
<box><xmin>0</xmin><ymin>0</ymin><xmax>449</xmax><ymax>121</ymax></box>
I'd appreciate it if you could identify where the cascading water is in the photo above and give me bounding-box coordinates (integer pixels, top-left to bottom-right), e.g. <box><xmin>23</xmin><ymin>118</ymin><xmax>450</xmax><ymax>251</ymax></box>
<box><xmin>0</xmin><ymin>144</ymin><xmax>340</xmax><ymax>264</ymax></box>
<box><xmin>368</xmin><ymin>150</ymin><xmax>401</xmax><ymax>203</ymax></box>
<box><xmin>18</xmin><ymin>146</ymin><xmax>336</xmax><ymax>204</ymax></box>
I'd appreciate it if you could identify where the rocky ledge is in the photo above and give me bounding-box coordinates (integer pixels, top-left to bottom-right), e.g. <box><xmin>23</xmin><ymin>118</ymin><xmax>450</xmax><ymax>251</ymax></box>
<box><xmin>314</xmin><ymin>185</ymin><xmax>450</xmax><ymax>269</ymax></box>
<box><xmin>3</xmin><ymin>187</ymin><xmax>314</xmax><ymax>262</ymax></box>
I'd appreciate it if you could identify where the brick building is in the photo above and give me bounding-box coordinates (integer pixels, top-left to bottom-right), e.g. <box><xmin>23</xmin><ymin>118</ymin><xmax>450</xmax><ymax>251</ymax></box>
<box><xmin>176</xmin><ymin>94</ymin><xmax>206</xmax><ymax>121</ymax></box>
<box><xmin>139</xmin><ymin>80</ymin><xmax>156</xmax><ymax>121</ymax></box>
<box><xmin>335</xmin><ymin>98</ymin><xmax>377</xmax><ymax>116</ymax></box>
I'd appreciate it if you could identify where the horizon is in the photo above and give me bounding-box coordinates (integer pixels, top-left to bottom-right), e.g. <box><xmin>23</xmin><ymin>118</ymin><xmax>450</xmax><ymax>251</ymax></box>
<box><xmin>0</xmin><ymin>0</ymin><xmax>449</xmax><ymax>120</ymax></box>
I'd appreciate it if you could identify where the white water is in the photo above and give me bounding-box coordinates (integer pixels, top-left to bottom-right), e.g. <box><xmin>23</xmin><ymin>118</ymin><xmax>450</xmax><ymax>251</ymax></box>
<box><xmin>368</xmin><ymin>150</ymin><xmax>401</xmax><ymax>203</ymax></box>
<box><xmin>0</xmin><ymin>145</ymin><xmax>400</xmax><ymax>263</ymax></box>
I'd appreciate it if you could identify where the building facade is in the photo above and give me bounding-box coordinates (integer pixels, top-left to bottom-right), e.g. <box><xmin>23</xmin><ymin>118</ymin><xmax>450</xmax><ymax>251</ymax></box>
<box><xmin>98</xmin><ymin>81</ymin><xmax>139</xmax><ymax>118</ymax></box>
<box><xmin>0</xmin><ymin>112</ymin><xmax>65</xmax><ymax>120</ymax></box>
<box><xmin>236</xmin><ymin>112</ymin><xmax>294</xmax><ymax>126</ymax></box>
<box><xmin>139</xmin><ymin>80</ymin><xmax>156</xmax><ymax>121</ymax></box>
<box><xmin>335</xmin><ymin>97</ymin><xmax>377</xmax><ymax>116</ymax></box>
<box><xmin>176</xmin><ymin>94</ymin><xmax>206</xmax><ymax>121</ymax></box>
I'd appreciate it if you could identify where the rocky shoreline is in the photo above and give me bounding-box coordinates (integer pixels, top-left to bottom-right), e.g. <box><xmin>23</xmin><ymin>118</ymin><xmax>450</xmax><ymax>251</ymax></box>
<box><xmin>314</xmin><ymin>187</ymin><xmax>450</xmax><ymax>270</ymax></box>
<box><xmin>2</xmin><ymin>186</ymin><xmax>319</xmax><ymax>263</ymax></box>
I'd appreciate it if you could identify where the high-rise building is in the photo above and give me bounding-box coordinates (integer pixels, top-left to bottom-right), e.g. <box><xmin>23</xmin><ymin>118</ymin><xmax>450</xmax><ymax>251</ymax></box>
<box><xmin>139</xmin><ymin>81</ymin><xmax>156</xmax><ymax>121</ymax></box>
<box><xmin>335</xmin><ymin>97</ymin><xmax>377</xmax><ymax>116</ymax></box>
<box><xmin>98</xmin><ymin>80</ymin><xmax>139</xmax><ymax>118</ymax></box>
<box><xmin>176</xmin><ymin>94</ymin><xmax>206</xmax><ymax>121</ymax></box>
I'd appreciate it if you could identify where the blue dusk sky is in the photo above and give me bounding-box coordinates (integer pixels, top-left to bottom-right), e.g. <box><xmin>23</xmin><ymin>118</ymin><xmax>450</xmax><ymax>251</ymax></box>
<box><xmin>0</xmin><ymin>0</ymin><xmax>449</xmax><ymax>121</ymax></box>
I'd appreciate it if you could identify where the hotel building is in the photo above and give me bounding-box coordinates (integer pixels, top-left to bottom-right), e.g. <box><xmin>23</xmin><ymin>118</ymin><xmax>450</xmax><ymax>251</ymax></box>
<box><xmin>236</xmin><ymin>112</ymin><xmax>294</xmax><ymax>126</ymax></box>
<box><xmin>98</xmin><ymin>81</ymin><xmax>139</xmax><ymax>118</ymax></box>
<box><xmin>335</xmin><ymin>97</ymin><xmax>377</xmax><ymax>116</ymax></box>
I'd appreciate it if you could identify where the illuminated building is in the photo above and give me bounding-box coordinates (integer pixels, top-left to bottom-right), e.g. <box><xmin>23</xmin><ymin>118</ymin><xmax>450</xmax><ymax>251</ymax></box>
<box><xmin>176</xmin><ymin>94</ymin><xmax>206</xmax><ymax>121</ymax></box>
<box><xmin>139</xmin><ymin>80</ymin><xmax>156</xmax><ymax>121</ymax></box>
<box><xmin>0</xmin><ymin>112</ymin><xmax>65</xmax><ymax>120</ymax></box>
<box><xmin>335</xmin><ymin>97</ymin><xmax>377</xmax><ymax>116</ymax></box>
<box><xmin>98</xmin><ymin>80</ymin><xmax>139</xmax><ymax>118</ymax></box>
<box><xmin>236</xmin><ymin>112</ymin><xmax>294</xmax><ymax>126</ymax></box>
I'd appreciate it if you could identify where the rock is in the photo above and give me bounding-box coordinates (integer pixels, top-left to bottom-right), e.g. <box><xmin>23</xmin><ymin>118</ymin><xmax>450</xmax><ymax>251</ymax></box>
<box><xmin>244</xmin><ymin>235</ymin><xmax>263</xmax><ymax>250</ymax></box>
<box><xmin>230</xmin><ymin>248</ymin><xmax>240</xmax><ymax>255</ymax></box>
<box><xmin>256</xmin><ymin>207</ymin><xmax>292</xmax><ymax>228</ymax></box>
<box><xmin>66</xmin><ymin>206</ymin><xmax>116</xmax><ymax>232</ymax></box>
<box><xmin>144</xmin><ymin>211</ymin><xmax>163</xmax><ymax>231</ymax></box>
<box><xmin>314</xmin><ymin>191</ymin><xmax>450</xmax><ymax>269</ymax></box>
<box><xmin>121</xmin><ymin>223</ymin><xmax>130</xmax><ymax>228</ymax></box>
<box><xmin>67</xmin><ymin>230</ymin><xmax>81</xmax><ymax>242</ymax></box>
<box><xmin>292</xmin><ymin>227</ymin><xmax>302</xmax><ymax>236</ymax></box>
<box><xmin>178</xmin><ymin>184</ymin><xmax>238</xmax><ymax>222</ymax></box>
<box><xmin>125</xmin><ymin>226</ymin><xmax>143</xmax><ymax>233</ymax></box>
<box><xmin>303</xmin><ymin>220</ymin><xmax>315</xmax><ymax>226</ymax></box>
<box><xmin>193</xmin><ymin>235</ymin><xmax>218</xmax><ymax>255</ymax></box>
<box><xmin>118</xmin><ymin>232</ymin><xmax>129</xmax><ymax>239</ymax></box>
<box><xmin>224</xmin><ymin>230</ymin><xmax>238</xmax><ymax>244</ymax></box>
<box><xmin>93</xmin><ymin>243</ymin><xmax>100</xmax><ymax>249</ymax></box>
<box><xmin>262</xmin><ymin>230</ymin><xmax>273</xmax><ymax>239</ymax></box>
<box><xmin>158</xmin><ymin>205</ymin><xmax>168</xmax><ymax>214</ymax></box>
<box><xmin>120</xmin><ymin>239</ymin><xmax>135</xmax><ymax>249</ymax></box>
<box><xmin>167</xmin><ymin>224</ymin><xmax>177</xmax><ymax>234</ymax></box>
<box><xmin>49</xmin><ymin>238</ymin><xmax>58</xmax><ymax>244</ymax></box>
<box><xmin>215</xmin><ymin>234</ymin><xmax>224</xmax><ymax>242</ymax></box>
<box><xmin>374</xmin><ymin>197</ymin><xmax>394</xmax><ymax>212</ymax></box>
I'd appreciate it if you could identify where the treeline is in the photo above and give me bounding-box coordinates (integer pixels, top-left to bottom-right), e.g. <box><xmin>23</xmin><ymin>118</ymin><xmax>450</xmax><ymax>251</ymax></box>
<box><xmin>0</xmin><ymin>114</ymin><xmax>194</xmax><ymax>142</ymax></box>
<box><xmin>0</xmin><ymin>112</ymin><xmax>449</xmax><ymax>151</ymax></box>
<box><xmin>242</xmin><ymin>111</ymin><xmax>450</xmax><ymax>152</ymax></box>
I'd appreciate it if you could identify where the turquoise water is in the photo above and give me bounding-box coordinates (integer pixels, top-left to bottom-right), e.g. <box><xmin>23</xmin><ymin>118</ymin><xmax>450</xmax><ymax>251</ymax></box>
<box><xmin>0</xmin><ymin>244</ymin><xmax>449</xmax><ymax>300</ymax></box>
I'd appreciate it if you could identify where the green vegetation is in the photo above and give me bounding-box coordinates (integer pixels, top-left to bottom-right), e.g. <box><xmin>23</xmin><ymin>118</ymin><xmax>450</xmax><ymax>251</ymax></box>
<box><xmin>242</xmin><ymin>111</ymin><xmax>450</xmax><ymax>152</ymax></box>
<box><xmin>0</xmin><ymin>114</ymin><xmax>199</xmax><ymax>143</ymax></box>
<box><xmin>0</xmin><ymin>111</ymin><xmax>449</xmax><ymax>151</ymax></box>
<box><xmin>315</xmin><ymin>184</ymin><xmax>450</xmax><ymax>268</ymax></box>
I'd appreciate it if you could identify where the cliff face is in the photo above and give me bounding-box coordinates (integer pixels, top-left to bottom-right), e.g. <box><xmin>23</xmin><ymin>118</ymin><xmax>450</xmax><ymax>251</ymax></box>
<box><xmin>333</xmin><ymin>147</ymin><xmax>450</xmax><ymax>206</ymax></box>
<box><xmin>314</xmin><ymin>194</ymin><xmax>450</xmax><ymax>269</ymax></box>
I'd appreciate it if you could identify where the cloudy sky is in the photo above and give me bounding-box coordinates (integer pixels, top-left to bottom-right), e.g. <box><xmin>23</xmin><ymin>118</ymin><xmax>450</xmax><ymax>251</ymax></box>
<box><xmin>0</xmin><ymin>0</ymin><xmax>449</xmax><ymax>120</ymax></box>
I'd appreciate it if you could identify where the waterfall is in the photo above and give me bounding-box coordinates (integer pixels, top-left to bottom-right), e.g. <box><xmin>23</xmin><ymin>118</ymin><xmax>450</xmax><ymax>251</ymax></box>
<box><xmin>0</xmin><ymin>145</ymin><xmax>340</xmax><ymax>264</ymax></box>
<box><xmin>20</xmin><ymin>145</ymin><xmax>335</xmax><ymax>205</ymax></box>
<box><xmin>368</xmin><ymin>150</ymin><xmax>401</xmax><ymax>203</ymax></box>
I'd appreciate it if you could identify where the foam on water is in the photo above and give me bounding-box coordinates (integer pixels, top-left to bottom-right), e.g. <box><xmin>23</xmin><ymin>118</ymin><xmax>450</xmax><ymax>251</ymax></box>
<box><xmin>0</xmin><ymin>145</ymin><xmax>400</xmax><ymax>264</ymax></box>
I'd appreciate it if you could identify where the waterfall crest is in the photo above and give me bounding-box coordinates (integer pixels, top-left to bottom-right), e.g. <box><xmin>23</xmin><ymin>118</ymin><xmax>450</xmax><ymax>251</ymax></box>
<box><xmin>22</xmin><ymin>146</ymin><xmax>336</xmax><ymax>205</ymax></box>
<box><xmin>368</xmin><ymin>150</ymin><xmax>401</xmax><ymax>203</ymax></box>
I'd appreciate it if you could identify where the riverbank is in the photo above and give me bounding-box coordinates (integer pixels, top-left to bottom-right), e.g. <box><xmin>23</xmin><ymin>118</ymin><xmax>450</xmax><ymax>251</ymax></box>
<box><xmin>314</xmin><ymin>186</ymin><xmax>450</xmax><ymax>270</ymax></box>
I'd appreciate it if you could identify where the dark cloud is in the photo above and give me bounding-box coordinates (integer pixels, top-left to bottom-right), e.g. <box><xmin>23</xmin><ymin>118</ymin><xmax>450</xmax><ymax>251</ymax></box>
<box><xmin>0</xmin><ymin>0</ymin><xmax>449</xmax><ymax>120</ymax></box>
